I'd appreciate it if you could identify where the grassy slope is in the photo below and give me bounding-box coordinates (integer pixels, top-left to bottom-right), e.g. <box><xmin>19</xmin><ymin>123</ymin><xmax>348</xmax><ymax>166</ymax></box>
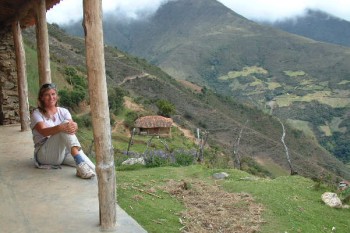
<box><xmin>23</xmin><ymin>24</ymin><xmax>350</xmax><ymax>180</ymax></box>
<box><xmin>117</xmin><ymin>166</ymin><xmax>350</xmax><ymax>233</ymax></box>
<box><xmin>90</xmin><ymin>0</ymin><xmax>350</xmax><ymax>164</ymax></box>
<box><xmin>24</xmin><ymin>41</ymin><xmax>69</xmax><ymax>106</ymax></box>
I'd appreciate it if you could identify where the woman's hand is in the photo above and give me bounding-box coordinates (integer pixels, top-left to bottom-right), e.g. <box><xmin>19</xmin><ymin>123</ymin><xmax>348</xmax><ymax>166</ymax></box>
<box><xmin>62</xmin><ymin>121</ymin><xmax>78</xmax><ymax>135</ymax></box>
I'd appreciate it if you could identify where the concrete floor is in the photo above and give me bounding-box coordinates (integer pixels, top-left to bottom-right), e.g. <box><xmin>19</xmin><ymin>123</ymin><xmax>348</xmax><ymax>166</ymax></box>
<box><xmin>0</xmin><ymin>125</ymin><xmax>147</xmax><ymax>233</ymax></box>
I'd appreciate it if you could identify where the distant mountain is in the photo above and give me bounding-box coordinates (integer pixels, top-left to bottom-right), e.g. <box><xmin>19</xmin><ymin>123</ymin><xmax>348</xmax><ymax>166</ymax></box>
<box><xmin>63</xmin><ymin>0</ymin><xmax>350</xmax><ymax>164</ymax></box>
<box><xmin>263</xmin><ymin>9</ymin><xmax>350</xmax><ymax>47</ymax></box>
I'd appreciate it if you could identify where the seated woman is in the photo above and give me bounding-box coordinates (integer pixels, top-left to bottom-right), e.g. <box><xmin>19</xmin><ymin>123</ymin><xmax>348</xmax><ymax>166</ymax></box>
<box><xmin>30</xmin><ymin>83</ymin><xmax>95</xmax><ymax>179</ymax></box>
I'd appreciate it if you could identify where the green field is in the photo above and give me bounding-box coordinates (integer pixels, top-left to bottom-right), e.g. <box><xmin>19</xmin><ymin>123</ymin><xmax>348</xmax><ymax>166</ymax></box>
<box><xmin>117</xmin><ymin>165</ymin><xmax>350</xmax><ymax>233</ymax></box>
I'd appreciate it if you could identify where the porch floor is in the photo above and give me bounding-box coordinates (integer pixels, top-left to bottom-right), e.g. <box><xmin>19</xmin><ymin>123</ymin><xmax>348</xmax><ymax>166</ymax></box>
<box><xmin>0</xmin><ymin>125</ymin><xmax>147</xmax><ymax>233</ymax></box>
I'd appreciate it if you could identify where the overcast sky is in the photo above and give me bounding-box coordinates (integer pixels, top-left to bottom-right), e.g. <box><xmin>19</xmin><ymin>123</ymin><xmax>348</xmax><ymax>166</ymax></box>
<box><xmin>47</xmin><ymin>0</ymin><xmax>350</xmax><ymax>24</ymax></box>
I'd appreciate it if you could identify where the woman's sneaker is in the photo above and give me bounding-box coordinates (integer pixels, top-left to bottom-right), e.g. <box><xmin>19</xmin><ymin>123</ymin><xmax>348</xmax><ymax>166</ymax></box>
<box><xmin>76</xmin><ymin>162</ymin><xmax>96</xmax><ymax>179</ymax></box>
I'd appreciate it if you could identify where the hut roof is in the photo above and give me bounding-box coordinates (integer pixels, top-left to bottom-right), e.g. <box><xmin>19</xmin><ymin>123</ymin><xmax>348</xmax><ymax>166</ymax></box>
<box><xmin>135</xmin><ymin>116</ymin><xmax>173</xmax><ymax>129</ymax></box>
<box><xmin>0</xmin><ymin>0</ymin><xmax>61</xmax><ymax>28</ymax></box>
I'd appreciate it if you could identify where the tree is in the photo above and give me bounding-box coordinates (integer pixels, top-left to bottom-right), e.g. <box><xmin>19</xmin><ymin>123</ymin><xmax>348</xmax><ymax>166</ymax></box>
<box><xmin>108</xmin><ymin>87</ymin><xmax>125</xmax><ymax>115</ymax></box>
<box><xmin>232</xmin><ymin>120</ymin><xmax>248</xmax><ymax>170</ymax></box>
<box><xmin>156</xmin><ymin>99</ymin><xmax>175</xmax><ymax>117</ymax></box>
<box><xmin>277</xmin><ymin>118</ymin><xmax>297</xmax><ymax>175</ymax></box>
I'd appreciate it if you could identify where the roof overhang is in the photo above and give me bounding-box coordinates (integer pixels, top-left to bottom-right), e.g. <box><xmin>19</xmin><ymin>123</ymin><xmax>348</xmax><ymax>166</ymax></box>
<box><xmin>0</xmin><ymin>0</ymin><xmax>61</xmax><ymax>28</ymax></box>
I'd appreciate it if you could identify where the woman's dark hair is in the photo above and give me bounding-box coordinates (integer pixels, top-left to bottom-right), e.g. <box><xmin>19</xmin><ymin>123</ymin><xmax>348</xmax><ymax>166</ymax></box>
<box><xmin>37</xmin><ymin>83</ymin><xmax>58</xmax><ymax>114</ymax></box>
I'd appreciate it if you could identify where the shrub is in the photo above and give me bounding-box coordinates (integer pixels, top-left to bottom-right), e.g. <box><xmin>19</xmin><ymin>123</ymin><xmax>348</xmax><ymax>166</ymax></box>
<box><xmin>108</xmin><ymin>87</ymin><xmax>126</xmax><ymax>115</ymax></box>
<box><xmin>58</xmin><ymin>89</ymin><xmax>86</xmax><ymax>108</ymax></box>
<box><xmin>73</xmin><ymin>114</ymin><xmax>92</xmax><ymax>128</ymax></box>
<box><xmin>339</xmin><ymin>187</ymin><xmax>350</xmax><ymax>204</ymax></box>
<box><xmin>174</xmin><ymin>150</ymin><xmax>196</xmax><ymax>166</ymax></box>
<box><xmin>124</xmin><ymin>111</ymin><xmax>139</xmax><ymax>128</ymax></box>
<box><xmin>142</xmin><ymin>149</ymin><xmax>197</xmax><ymax>168</ymax></box>
<box><xmin>59</xmin><ymin>66</ymin><xmax>88</xmax><ymax>108</ymax></box>
<box><xmin>144</xmin><ymin>150</ymin><xmax>170</xmax><ymax>167</ymax></box>
<box><xmin>156</xmin><ymin>99</ymin><xmax>176</xmax><ymax>117</ymax></box>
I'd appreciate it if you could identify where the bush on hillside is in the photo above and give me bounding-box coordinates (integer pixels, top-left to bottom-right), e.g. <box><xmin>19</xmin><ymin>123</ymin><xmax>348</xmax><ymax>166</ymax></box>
<box><xmin>340</xmin><ymin>187</ymin><xmax>350</xmax><ymax>204</ymax></box>
<box><xmin>108</xmin><ymin>87</ymin><xmax>126</xmax><ymax>115</ymax></box>
<box><xmin>58</xmin><ymin>88</ymin><xmax>86</xmax><ymax>108</ymax></box>
<box><xmin>124</xmin><ymin>111</ymin><xmax>139</xmax><ymax>129</ymax></box>
<box><xmin>120</xmin><ymin>149</ymin><xmax>197</xmax><ymax>168</ymax></box>
<box><xmin>156</xmin><ymin>99</ymin><xmax>176</xmax><ymax>117</ymax></box>
<box><xmin>73</xmin><ymin>114</ymin><xmax>92</xmax><ymax>128</ymax></box>
<box><xmin>59</xmin><ymin>66</ymin><xmax>88</xmax><ymax>109</ymax></box>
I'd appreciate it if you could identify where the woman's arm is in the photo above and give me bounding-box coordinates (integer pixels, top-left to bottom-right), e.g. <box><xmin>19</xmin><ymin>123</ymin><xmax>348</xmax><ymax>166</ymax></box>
<box><xmin>34</xmin><ymin>121</ymin><xmax>77</xmax><ymax>137</ymax></box>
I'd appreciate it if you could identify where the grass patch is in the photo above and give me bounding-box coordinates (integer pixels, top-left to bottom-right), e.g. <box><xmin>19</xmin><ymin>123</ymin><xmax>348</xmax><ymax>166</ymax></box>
<box><xmin>275</xmin><ymin>91</ymin><xmax>350</xmax><ymax>108</ymax></box>
<box><xmin>319</xmin><ymin>125</ymin><xmax>332</xmax><ymax>136</ymax></box>
<box><xmin>318</xmin><ymin>97</ymin><xmax>350</xmax><ymax>108</ymax></box>
<box><xmin>117</xmin><ymin>166</ymin><xmax>350</xmax><ymax>233</ymax></box>
<box><xmin>116</xmin><ymin>166</ymin><xmax>202</xmax><ymax>233</ymax></box>
<box><xmin>283</xmin><ymin>70</ymin><xmax>306</xmax><ymax>77</ymax></box>
<box><xmin>25</xmin><ymin>44</ymin><xmax>40</xmax><ymax>106</ymax></box>
<box><xmin>218</xmin><ymin>66</ymin><xmax>268</xmax><ymax>80</ymax></box>
<box><xmin>255</xmin><ymin>157</ymin><xmax>289</xmax><ymax>177</ymax></box>
<box><xmin>223</xmin><ymin>175</ymin><xmax>350</xmax><ymax>233</ymax></box>
<box><xmin>330</xmin><ymin>117</ymin><xmax>347</xmax><ymax>133</ymax></box>
<box><xmin>249</xmin><ymin>77</ymin><xmax>264</xmax><ymax>87</ymax></box>
<box><xmin>338</xmin><ymin>80</ymin><xmax>350</xmax><ymax>85</ymax></box>
<box><xmin>286</xmin><ymin>119</ymin><xmax>317</xmax><ymax>140</ymax></box>
<box><xmin>267</xmin><ymin>81</ymin><xmax>282</xmax><ymax>90</ymax></box>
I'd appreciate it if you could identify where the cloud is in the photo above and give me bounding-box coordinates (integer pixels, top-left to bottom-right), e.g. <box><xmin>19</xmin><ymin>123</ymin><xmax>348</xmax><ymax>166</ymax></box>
<box><xmin>47</xmin><ymin>0</ymin><xmax>172</xmax><ymax>24</ymax></box>
<box><xmin>219</xmin><ymin>0</ymin><xmax>350</xmax><ymax>22</ymax></box>
<box><xmin>47</xmin><ymin>0</ymin><xmax>350</xmax><ymax>24</ymax></box>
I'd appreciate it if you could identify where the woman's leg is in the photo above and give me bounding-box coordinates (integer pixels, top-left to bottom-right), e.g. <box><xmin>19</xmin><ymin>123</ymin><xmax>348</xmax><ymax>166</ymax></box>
<box><xmin>79</xmin><ymin>150</ymin><xmax>95</xmax><ymax>170</ymax></box>
<box><xmin>36</xmin><ymin>132</ymin><xmax>81</xmax><ymax>166</ymax></box>
<box><xmin>62</xmin><ymin>148</ymin><xmax>75</xmax><ymax>167</ymax></box>
<box><xmin>62</xmin><ymin>148</ymin><xmax>95</xmax><ymax>170</ymax></box>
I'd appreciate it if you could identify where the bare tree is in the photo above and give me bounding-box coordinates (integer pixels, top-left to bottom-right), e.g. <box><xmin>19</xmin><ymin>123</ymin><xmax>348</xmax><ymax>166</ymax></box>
<box><xmin>126</xmin><ymin>128</ymin><xmax>136</xmax><ymax>156</ymax></box>
<box><xmin>232</xmin><ymin>120</ymin><xmax>248</xmax><ymax>170</ymax></box>
<box><xmin>277</xmin><ymin>118</ymin><xmax>297</xmax><ymax>175</ymax></box>
<box><xmin>197</xmin><ymin>129</ymin><xmax>209</xmax><ymax>163</ymax></box>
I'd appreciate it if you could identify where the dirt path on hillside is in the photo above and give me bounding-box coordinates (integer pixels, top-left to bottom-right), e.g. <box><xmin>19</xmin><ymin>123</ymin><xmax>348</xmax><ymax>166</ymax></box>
<box><xmin>173</xmin><ymin>123</ymin><xmax>196</xmax><ymax>142</ymax></box>
<box><xmin>163</xmin><ymin>179</ymin><xmax>264</xmax><ymax>232</ymax></box>
<box><xmin>118</xmin><ymin>72</ymin><xmax>150</xmax><ymax>85</ymax></box>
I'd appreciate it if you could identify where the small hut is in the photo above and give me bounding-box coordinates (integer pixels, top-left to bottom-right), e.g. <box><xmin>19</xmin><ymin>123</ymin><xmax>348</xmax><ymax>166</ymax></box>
<box><xmin>135</xmin><ymin>115</ymin><xmax>173</xmax><ymax>136</ymax></box>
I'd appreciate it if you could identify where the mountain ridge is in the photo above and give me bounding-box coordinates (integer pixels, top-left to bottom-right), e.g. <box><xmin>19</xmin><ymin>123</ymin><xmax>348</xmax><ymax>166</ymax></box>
<box><xmin>263</xmin><ymin>9</ymin><xmax>350</xmax><ymax>48</ymax></box>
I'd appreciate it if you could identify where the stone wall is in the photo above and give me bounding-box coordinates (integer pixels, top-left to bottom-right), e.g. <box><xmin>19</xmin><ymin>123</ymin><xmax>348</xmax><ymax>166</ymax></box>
<box><xmin>0</xmin><ymin>26</ymin><xmax>19</xmax><ymax>125</ymax></box>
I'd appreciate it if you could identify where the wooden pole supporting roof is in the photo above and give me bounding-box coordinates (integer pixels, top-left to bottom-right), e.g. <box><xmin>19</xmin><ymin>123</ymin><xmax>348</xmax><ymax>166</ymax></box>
<box><xmin>12</xmin><ymin>20</ymin><xmax>30</xmax><ymax>131</ymax></box>
<box><xmin>35</xmin><ymin>0</ymin><xmax>51</xmax><ymax>85</ymax></box>
<box><xmin>83</xmin><ymin>0</ymin><xmax>117</xmax><ymax>230</ymax></box>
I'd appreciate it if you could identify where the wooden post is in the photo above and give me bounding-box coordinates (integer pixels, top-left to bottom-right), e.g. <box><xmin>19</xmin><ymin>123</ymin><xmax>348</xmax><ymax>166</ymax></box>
<box><xmin>83</xmin><ymin>0</ymin><xmax>116</xmax><ymax>230</ymax></box>
<box><xmin>12</xmin><ymin>20</ymin><xmax>30</xmax><ymax>131</ymax></box>
<box><xmin>35</xmin><ymin>0</ymin><xmax>51</xmax><ymax>85</ymax></box>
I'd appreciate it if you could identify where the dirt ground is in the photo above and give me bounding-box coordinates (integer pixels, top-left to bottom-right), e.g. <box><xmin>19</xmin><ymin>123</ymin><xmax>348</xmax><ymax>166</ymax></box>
<box><xmin>163</xmin><ymin>179</ymin><xmax>265</xmax><ymax>233</ymax></box>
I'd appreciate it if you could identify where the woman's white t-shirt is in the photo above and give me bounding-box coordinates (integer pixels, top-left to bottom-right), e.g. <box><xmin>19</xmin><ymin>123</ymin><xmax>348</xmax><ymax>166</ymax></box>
<box><xmin>30</xmin><ymin>107</ymin><xmax>72</xmax><ymax>146</ymax></box>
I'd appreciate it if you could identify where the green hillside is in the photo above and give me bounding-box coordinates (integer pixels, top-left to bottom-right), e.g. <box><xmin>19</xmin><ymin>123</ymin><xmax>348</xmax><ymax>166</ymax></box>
<box><xmin>23</xmin><ymin>23</ymin><xmax>350</xmax><ymax>181</ymax></box>
<box><xmin>64</xmin><ymin>0</ymin><xmax>350</xmax><ymax>163</ymax></box>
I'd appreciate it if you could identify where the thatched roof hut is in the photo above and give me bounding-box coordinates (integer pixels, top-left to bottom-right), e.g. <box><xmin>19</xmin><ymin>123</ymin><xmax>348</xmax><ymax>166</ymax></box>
<box><xmin>135</xmin><ymin>116</ymin><xmax>173</xmax><ymax>136</ymax></box>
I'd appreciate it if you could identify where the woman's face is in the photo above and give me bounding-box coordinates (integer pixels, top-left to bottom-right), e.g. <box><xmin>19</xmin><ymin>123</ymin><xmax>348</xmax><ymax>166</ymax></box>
<box><xmin>40</xmin><ymin>88</ymin><xmax>58</xmax><ymax>108</ymax></box>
